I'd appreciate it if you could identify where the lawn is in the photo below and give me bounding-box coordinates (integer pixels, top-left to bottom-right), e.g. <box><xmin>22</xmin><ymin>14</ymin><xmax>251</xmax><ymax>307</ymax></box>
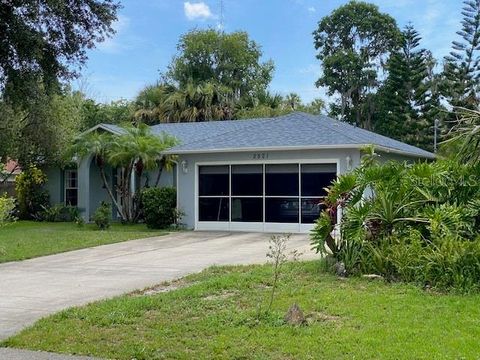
<box><xmin>0</xmin><ymin>221</ymin><xmax>167</xmax><ymax>263</ymax></box>
<box><xmin>3</xmin><ymin>261</ymin><xmax>479</xmax><ymax>359</ymax></box>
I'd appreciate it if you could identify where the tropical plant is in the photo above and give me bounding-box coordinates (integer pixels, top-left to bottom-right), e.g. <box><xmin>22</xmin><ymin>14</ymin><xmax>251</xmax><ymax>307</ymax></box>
<box><xmin>311</xmin><ymin>150</ymin><xmax>480</xmax><ymax>292</ymax></box>
<box><xmin>70</xmin><ymin>124</ymin><xmax>178</xmax><ymax>222</ymax></box>
<box><xmin>159</xmin><ymin>81</ymin><xmax>234</xmax><ymax>122</ymax></box>
<box><xmin>445</xmin><ymin>108</ymin><xmax>480</xmax><ymax>165</ymax></box>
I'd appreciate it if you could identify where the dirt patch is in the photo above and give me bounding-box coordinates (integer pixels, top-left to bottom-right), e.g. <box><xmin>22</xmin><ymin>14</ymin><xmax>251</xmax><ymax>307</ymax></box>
<box><xmin>203</xmin><ymin>290</ymin><xmax>238</xmax><ymax>301</ymax></box>
<box><xmin>130</xmin><ymin>278</ymin><xmax>194</xmax><ymax>296</ymax></box>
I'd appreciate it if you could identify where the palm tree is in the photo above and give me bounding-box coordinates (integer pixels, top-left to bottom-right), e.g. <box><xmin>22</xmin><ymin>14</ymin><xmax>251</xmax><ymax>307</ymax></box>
<box><xmin>446</xmin><ymin>108</ymin><xmax>480</xmax><ymax>165</ymax></box>
<box><xmin>133</xmin><ymin>84</ymin><xmax>174</xmax><ymax>125</ymax></box>
<box><xmin>71</xmin><ymin>125</ymin><xmax>178</xmax><ymax>222</ymax></box>
<box><xmin>107</xmin><ymin>124</ymin><xmax>178</xmax><ymax>221</ymax></box>
<box><xmin>284</xmin><ymin>93</ymin><xmax>302</xmax><ymax>111</ymax></box>
<box><xmin>160</xmin><ymin>81</ymin><xmax>234</xmax><ymax>122</ymax></box>
<box><xmin>69</xmin><ymin>131</ymin><xmax>124</xmax><ymax>220</ymax></box>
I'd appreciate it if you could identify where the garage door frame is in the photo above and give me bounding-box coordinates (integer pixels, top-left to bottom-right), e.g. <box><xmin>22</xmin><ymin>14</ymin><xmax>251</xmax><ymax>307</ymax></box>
<box><xmin>194</xmin><ymin>159</ymin><xmax>340</xmax><ymax>233</ymax></box>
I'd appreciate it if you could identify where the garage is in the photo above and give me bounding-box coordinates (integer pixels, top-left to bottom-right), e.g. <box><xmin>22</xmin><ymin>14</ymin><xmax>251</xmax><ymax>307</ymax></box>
<box><xmin>158</xmin><ymin>112</ymin><xmax>434</xmax><ymax>233</ymax></box>
<box><xmin>195</xmin><ymin>162</ymin><xmax>337</xmax><ymax>232</ymax></box>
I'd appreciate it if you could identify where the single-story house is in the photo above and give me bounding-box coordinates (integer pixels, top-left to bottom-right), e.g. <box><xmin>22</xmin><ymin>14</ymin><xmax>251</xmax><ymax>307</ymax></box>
<box><xmin>44</xmin><ymin>112</ymin><xmax>434</xmax><ymax>233</ymax></box>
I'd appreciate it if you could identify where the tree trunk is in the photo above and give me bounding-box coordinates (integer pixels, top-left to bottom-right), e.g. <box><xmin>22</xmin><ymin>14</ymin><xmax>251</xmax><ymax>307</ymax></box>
<box><xmin>154</xmin><ymin>163</ymin><xmax>164</xmax><ymax>188</ymax></box>
<box><xmin>99</xmin><ymin>166</ymin><xmax>126</xmax><ymax>221</ymax></box>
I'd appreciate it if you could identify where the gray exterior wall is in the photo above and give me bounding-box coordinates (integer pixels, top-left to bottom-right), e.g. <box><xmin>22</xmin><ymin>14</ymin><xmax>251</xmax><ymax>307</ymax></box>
<box><xmin>45</xmin><ymin>161</ymin><xmax>175</xmax><ymax>222</ymax></box>
<box><xmin>44</xmin><ymin>167</ymin><xmax>63</xmax><ymax>205</ymax></box>
<box><xmin>88</xmin><ymin>161</ymin><xmax>115</xmax><ymax>218</ymax></box>
<box><xmin>176</xmin><ymin>148</ymin><xmax>361</xmax><ymax>230</ymax></box>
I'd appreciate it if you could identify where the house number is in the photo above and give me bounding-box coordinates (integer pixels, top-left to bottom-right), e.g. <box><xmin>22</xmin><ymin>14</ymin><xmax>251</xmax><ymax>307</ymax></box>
<box><xmin>253</xmin><ymin>152</ymin><xmax>269</xmax><ymax>160</ymax></box>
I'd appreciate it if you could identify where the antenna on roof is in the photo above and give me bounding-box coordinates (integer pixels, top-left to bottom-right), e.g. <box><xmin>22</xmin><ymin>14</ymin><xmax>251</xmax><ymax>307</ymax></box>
<box><xmin>218</xmin><ymin>0</ymin><xmax>225</xmax><ymax>30</ymax></box>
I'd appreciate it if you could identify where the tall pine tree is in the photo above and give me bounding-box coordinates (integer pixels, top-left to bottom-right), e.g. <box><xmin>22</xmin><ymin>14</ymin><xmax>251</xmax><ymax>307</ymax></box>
<box><xmin>375</xmin><ymin>25</ymin><xmax>440</xmax><ymax>151</ymax></box>
<box><xmin>442</xmin><ymin>0</ymin><xmax>480</xmax><ymax>110</ymax></box>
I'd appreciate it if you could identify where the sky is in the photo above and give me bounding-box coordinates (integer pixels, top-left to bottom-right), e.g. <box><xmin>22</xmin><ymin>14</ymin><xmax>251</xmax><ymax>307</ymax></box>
<box><xmin>76</xmin><ymin>0</ymin><xmax>463</xmax><ymax>104</ymax></box>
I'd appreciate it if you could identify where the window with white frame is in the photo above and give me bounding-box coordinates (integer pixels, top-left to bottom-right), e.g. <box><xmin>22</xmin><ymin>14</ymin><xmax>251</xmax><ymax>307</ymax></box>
<box><xmin>64</xmin><ymin>169</ymin><xmax>78</xmax><ymax>206</ymax></box>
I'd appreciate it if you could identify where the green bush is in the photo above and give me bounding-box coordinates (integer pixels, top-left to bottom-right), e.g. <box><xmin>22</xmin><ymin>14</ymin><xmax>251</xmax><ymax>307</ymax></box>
<box><xmin>0</xmin><ymin>195</ymin><xmax>16</xmax><ymax>227</ymax></box>
<box><xmin>93</xmin><ymin>202</ymin><xmax>111</xmax><ymax>230</ymax></box>
<box><xmin>141</xmin><ymin>187</ymin><xmax>177</xmax><ymax>229</ymax></box>
<box><xmin>41</xmin><ymin>204</ymin><xmax>79</xmax><ymax>222</ymax></box>
<box><xmin>311</xmin><ymin>155</ymin><xmax>480</xmax><ymax>293</ymax></box>
<box><xmin>15</xmin><ymin>166</ymin><xmax>49</xmax><ymax>220</ymax></box>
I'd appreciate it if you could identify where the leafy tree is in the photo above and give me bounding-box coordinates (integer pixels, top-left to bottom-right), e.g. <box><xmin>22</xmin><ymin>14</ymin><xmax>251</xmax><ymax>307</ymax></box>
<box><xmin>313</xmin><ymin>1</ymin><xmax>401</xmax><ymax>128</ymax></box>
<box><xmin>0</xmin><ymin>0</ymin><xmax>119</xmax><ymax>96</ymax></box>
<box><xmin>81</xmin><ymin>98</ymin><xmax>134</xmax><ymax>129</ymax></box>
<box><xmin>442</xmin><ymin>0</ymin><xmax>480</xmax><ymax>110</ymax></box>
<box><xmin>166</xmin><ymin>29</ymin><xmax>274</xmax><ymax>99</ymax></box>
<box><xmin>374</xmin><ymin>25</ymin><xmax>438</xmax><ymax>150</ymax></box>
<box><xmin>0</xmin><ymin>85</ymin><xmax>83</xmax><ymax>167</ymax></box>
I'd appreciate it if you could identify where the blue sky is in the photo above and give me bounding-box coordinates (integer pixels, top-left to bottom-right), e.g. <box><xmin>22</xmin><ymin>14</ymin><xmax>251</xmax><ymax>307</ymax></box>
<box><xmin>77</xmin><ymin>0</ymin><xmax>462</xmax><ymax>103</ymax></box>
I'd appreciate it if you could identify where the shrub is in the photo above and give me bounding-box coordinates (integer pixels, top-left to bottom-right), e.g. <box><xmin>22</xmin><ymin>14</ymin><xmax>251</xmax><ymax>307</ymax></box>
<box><xmin>93</xmin><ymin>202</ymin><xmax>111</xmax><ymax>230</ymax></box>
<box><xmin>141</xmin><ymin>187</ymin><xmax>177</xmax><ymax>229</ymax></box>
<box><xmin>41</xmin><ymin>204</ymin><xmax>79</xmax><ymax>222</ymax></box>
<box><xmin>311</xmin><ymin>155</ymin><xmax>480</xmax><ymax>292</ymax></box>
<box><xmin>0</xmin><ymin>195</ymin><xmax>16</xmax><ymax>227</ymax></box>
<box><xmin>15</xmin><ymin>166</ymin><xmax>49</xmax><ymax>220</ymax></box>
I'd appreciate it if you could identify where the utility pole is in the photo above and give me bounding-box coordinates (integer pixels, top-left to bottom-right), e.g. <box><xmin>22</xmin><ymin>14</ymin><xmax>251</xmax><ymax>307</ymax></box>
<box><xmin>434</xmin><ymin>119</ymin><xmax>440</xmax><ymax>153</ymax></box>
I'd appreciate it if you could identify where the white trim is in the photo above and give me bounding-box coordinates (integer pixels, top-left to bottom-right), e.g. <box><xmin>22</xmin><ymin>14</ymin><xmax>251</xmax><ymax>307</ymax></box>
<box><xmin>64</xmin><ymin>169</ymin><xmax>78</xmax><ymax>206</ymax></box>
<box><xmin>165</xmin><ymin>144</ymin><xmax>435</xmax><ymax>159</ymax></box>
<box><xmin>194</xmin><ymin>158</ymin><xmax>340</xmax><ymax>233</ymax></box>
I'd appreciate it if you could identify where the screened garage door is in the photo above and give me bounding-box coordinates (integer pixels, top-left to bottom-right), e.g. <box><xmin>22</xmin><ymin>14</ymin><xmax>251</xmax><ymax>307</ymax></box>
<box><xmin>196</xmin><ymin>163</ymin><xmax>337</xmax><ymax>233</ymax></box>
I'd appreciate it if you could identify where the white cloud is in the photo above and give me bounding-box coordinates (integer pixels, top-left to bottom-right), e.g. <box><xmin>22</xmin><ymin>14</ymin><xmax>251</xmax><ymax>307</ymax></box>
<box><xmin>184</xmin><ymin>2</ymin><xmax>213</xmax><ymax>21</ymax></box>
<box><xmin>307</xmin><ymin>6</ymin><xmax>316</xmax><ymax>13</ymax></box>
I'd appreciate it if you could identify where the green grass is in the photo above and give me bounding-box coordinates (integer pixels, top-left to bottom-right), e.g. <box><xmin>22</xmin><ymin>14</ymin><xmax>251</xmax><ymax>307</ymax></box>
<box><xmin>0</xmin><ymin>221</ymin><xmax>168</xmax><ymax>263</ymax></box>
<box><xmin>3</xmin><ymin>261</ymin><xmax>480</xmax><ymax>359</ymax></box>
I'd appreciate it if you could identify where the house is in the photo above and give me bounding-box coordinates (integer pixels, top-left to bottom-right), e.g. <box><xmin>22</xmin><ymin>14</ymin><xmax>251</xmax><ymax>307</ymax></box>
<box><xmin>0</xmin><ymin>160</ymin><xmax>21</xmax><ymax>196</ymax></box>
<box><xmin>44</xmin><ymin>112</ymin><xmax>434</xmax><ymax>233</ymax></box>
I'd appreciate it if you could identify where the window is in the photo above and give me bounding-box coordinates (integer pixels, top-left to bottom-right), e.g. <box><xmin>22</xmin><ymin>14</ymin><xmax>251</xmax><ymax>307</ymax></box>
<box><xmin>64</xmin><ymin>169</ymin><xmax>78</xmax><ymax>206</ymax></box>
<box><xmin>232</xmin><ymin>165</ymin><xmax>262</xmax><ymax>196</ymax></box>
<box><xmin>232</xmin><ymin>197</ymin><xmax>263</xmax><ymax>222</ymax></box>
<box><xmin>231</xmin><ymin>165</ymin><xmax>263</xmax><ymax>222</ymax></box>
<box><xmin>197</xmin><ymin>163</ymin><xmax>337</xmax><ymax>225</ymax></box>
<box><xmin>198</xmin><ymin>166</ymin><xmax>229</xmax><ymax>222</ymax></box>
<box><xmin>199</xmin><ymin>166</ymin><xmax>229</xmax><ymax>196</ymax></box>
<box><xmin>265</xmin><ymin>164</ymin><xmax>299</xmax><ymax>196</ymax></box>
<box><xmin>300</xmin><ymin>164</ymin><xmax>337</xmax><ymax>223</ymax></box>
<box><xmin>199</xmin><ymin>198</ymin><xmax>229</xmax><ymax>221</ymax></box>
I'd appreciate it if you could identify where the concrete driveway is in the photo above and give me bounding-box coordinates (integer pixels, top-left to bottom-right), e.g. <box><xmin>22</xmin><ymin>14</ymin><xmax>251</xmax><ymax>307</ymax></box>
<box><xmin>0</xmin><ymin>231</ymin><xmax>313</xmax><ymax>340</ymax></box>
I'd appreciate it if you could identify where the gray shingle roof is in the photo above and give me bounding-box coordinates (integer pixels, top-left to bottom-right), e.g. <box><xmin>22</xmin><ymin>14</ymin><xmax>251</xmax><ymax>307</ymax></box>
<box><xmin>99</xmin><ymin>112</ymin><xmax>434</xmax><ymax>158</ymax></box>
